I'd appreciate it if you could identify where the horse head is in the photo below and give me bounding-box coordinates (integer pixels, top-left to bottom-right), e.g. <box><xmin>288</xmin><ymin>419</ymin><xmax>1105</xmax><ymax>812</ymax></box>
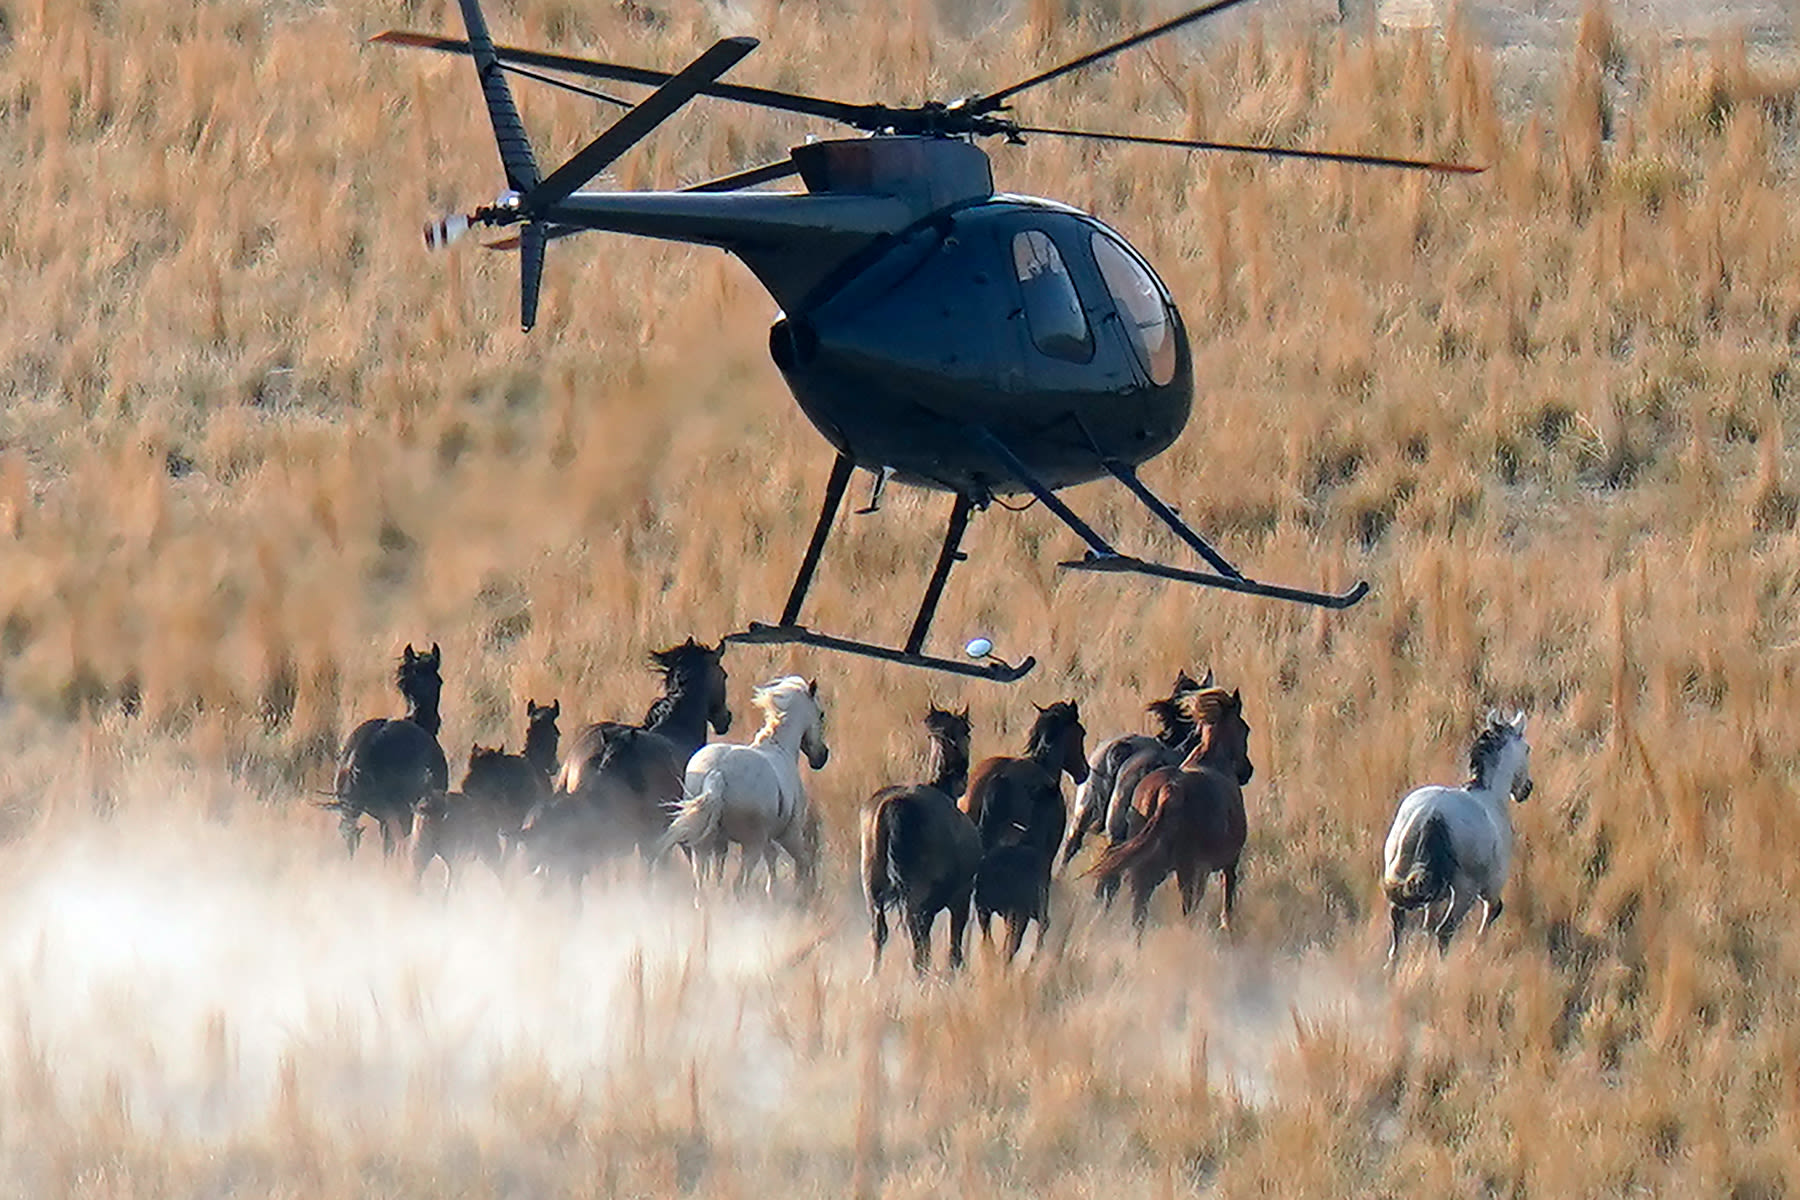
<box><xmin>801</xmin><ymin>677</ymin><xmax>830</xmax><ymax>770</ymax></box>
<box><xmin>396</xmin><ymin>643</ymin><xmax>444</xmax><ymax>728</ymax></box>
<box><xmin>1481</xmin><ymin>709</ymin><xmax>1533</xmax><ymax>802</ymax></box>
<box><xmin>654</xmin><ymin>637</ymin><xmax>732</xmax><ymax>735</ymax></box>
<box><xmin>923</xmin><ymin>705</ymin><xmax>972</xmax><ymax>755</ymax></box>
<box><xmin>1186</xmin><ymin>687</ymin><xmax>1254</xmax><ymax>784</ymax></box>
<box><xmin>1031</xmin><ymin>700</ymin><xmax>1089</xmax><ymax>785</ymax></box>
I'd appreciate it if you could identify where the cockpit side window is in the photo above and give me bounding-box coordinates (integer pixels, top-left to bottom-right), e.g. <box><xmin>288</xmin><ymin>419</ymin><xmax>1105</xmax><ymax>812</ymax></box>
<box><xmin>1092</xmin><ymin>233</ymin><xmax>1176</xmax><ymax>386</ymax></box>
<box><xmin>1011</xmin><ymin>230</ymin><xmax>1093</xmax><ymax>363</ymax></box>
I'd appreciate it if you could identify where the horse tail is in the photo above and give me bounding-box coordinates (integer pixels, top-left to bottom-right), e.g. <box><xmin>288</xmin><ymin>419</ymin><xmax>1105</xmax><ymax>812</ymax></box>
<box><xmin>657</xmin><ymin>770</ymin><xmax>726</xmax><ymax>859</ymax></box>
<box><xmin>1084</xmin><ymin>785</ymin><xmax>1175</xmax><ymax>883</ymax></box>
<box><xmin>1385</xmin><ymin>813</ymin><xmax>1457</xmax><ymax>910</ymax></box>
<box><xmin>863</xmin><ymin>793</ymin><xmax>902</xmax><ymax>912</ymax></box>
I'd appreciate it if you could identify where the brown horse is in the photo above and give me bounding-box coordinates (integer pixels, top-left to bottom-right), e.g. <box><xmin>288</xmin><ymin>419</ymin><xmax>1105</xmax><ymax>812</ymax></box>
<box><xmin>962</xmin><ymin>700</ymin><xmax>1089</xmax><ymax>962</ymax></box>
<box><xmin>1060</xmin><ymin>669</ymin><xmax>1208</xmax><ymax>870</ymax></box>
<box><xmin>863</xmin><ymin>707</ymin><xmax>981</xmax><ymax>975</ymax></box>
<box><xmin>323</xmin><ymin>643</ymin><xmax>449</xmax><ymax>857</ymax></box>
<box><xmin>524</xmin><ymin>639</ymin><xmax>730</xmax><ymax>883</ymax></box>
<box><xmin>1086</xmin><ymin>688</ymin><xmax>1254</xmax><ymax>935</ymax></box>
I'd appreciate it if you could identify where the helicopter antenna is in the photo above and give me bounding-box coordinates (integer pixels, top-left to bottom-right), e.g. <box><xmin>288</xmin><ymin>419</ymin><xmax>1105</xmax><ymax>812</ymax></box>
<box><xmin>970</xmin><ymin>0</ymin><xmax>1258</xmax><ymax>113</ymax></box>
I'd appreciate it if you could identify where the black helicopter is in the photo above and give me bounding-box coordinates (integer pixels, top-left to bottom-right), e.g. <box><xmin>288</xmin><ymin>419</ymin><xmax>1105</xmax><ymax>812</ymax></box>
<box><xmin>377</xmin><ymin>0</ymin><xmax>1478</xmax><ymax>682</ymax></box>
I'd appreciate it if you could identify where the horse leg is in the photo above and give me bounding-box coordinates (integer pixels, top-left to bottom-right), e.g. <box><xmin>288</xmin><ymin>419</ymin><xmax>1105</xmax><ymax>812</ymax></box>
<box><xmin>339</xmin><ymin>813</ymin><xmax>364</xmax><ymax>857</ymax></box>
<box><xmin>1387</xmin><ymin>904</ymin><xmax>1408</xmax><ymax>967</ymax></box>
<box><xmin>1095</xmin><ymin>871</ymin><xmax>1121</xmax><ymax>908</ymax></box>
<box><xmin>870</xmin><ymin>903</ymin><xmax>890</xmax><ymax>974</ymax></box>
<box><xmin>947</xmin><ymin>886</ymin><xmax>974</xmax><ymax>971</ymax></box>
<box><xmin>1175</xmin><ymin>858</ymin><xmax>1207</xmax><ymax>919</ymax></box>
<box><xmin>762</xmin><ymin>843</ymin><xmax>781</xmax><ymax>898</ymax></box>
<box><xmin>907</xmin><ymin>905</ymin><xmax>936</xmax><ymax>976</ymax></box>
<box><xmin>1128</xmin><ymin>867</ymin><xmax>1159</xmax><ymax>939</ymax></box>
<box><xmin>411</xmin><ymin>827</ymin><xmax>436</xmax><ymax>886</ymax></box>
<box><xmin>1435</xmin><ymin>887</ymin><xmax>1475</xmax><ymax>955</ymax></box>
<box><xmin>1218</xmin><ymin>862</ymin><xmax>1239</xmax><ymax>934</ymax></box>
<box><xmin>1002</xmin><ymin>912</ymin><xmax>1028</xmax><ymax>964</ymax></box>
<box><xmin>1478</xmin><ymin>894</ymin><xmax>1504</xmax><ymax>936</ymax></box>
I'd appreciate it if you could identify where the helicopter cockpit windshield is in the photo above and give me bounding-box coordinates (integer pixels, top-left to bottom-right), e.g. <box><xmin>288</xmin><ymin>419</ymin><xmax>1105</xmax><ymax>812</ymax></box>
<box><xmin>1091</xmin><ymin>233</ymin><xmax>1176</xmax><ymax>386</ymax></box>
<box><xmin>1011</xmin><ymin>230</ymin><xmax>1093</xmax><ymax>363</ymax></box>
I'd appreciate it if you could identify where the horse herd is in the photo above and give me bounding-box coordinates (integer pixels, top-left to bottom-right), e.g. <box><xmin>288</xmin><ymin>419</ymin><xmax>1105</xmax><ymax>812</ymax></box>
<box><xmin>322</xmin><ymin>641</ymin><xmax>1537</xmax><ymax>971</ymax></box>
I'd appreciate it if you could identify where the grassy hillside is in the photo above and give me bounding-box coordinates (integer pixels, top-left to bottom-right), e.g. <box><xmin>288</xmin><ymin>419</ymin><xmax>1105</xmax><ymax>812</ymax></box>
<box><xmin>5</xmin><ymin>0</ymin><xmax>1800</xmax><ymax>1193</ymax></box>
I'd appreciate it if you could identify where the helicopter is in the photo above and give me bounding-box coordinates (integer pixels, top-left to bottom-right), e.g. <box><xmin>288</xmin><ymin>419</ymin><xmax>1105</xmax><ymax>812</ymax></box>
<box><xmin>376</xmin><ymin>0</ymin><xmax>1479</xmax><ymax>682</ymax></box>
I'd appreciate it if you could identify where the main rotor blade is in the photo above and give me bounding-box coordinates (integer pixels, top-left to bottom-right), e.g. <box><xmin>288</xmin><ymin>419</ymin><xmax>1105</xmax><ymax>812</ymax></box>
<box><xmin>451</xmin><ymin>0</ymin><xmax>540</xmax><ymax>192</ymax></box>
<box><xmin>528</xmin><ymin>37</ymin><xmax>758</xmax><ymax>211</ymax></box>
<box><xmin>1015</xmin><ymin>125</ymin><xmax>1486</xmax><ymax>173</ymax></box>
<box><xmin>681</xmin><ymin>158</ymin><xmax>801</xmax><ymax>193</ymax></box>
<box><xmin>973</xmin><ymin>0</ymin><xmax>1260</xmax><ymax>112</ymax></box>
<box><xmin>373</xmin><ymin>31</ymin><xmax>876</xmax><ymax>127</ymax></box>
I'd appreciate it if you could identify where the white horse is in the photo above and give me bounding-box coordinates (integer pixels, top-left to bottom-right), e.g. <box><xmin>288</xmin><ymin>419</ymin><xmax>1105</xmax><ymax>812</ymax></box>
<box><xmin>658</xmin><ymin>676</ymin><xmax>830</xmax><ymax>894</ymax></box>
<box><xmin>1382</xmin><ymin>711</ymin><xmax>1534</xmax><ymax>964</ymax></box>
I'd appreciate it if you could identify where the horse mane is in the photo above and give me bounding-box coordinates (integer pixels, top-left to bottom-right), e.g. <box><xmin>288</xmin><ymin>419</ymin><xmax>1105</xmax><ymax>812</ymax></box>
<box><xmin>750</xmin><ymin>676</ymin><xmax>817</xmax><ymax>739</ymax></box>
<box><xmin>642</xmin><ymin>638</ymin><xmax>719</xmax><ymax>725</ymax></box>
<box><xmin>1144</xmin><ymin>697</ymin><xmax>1193</xmax><ymax>744</ymax></box>
<box><xmin>1179</xmin><ymin>687</ymin><xmax>1235</xmax><ymax>726</ymax></box>
<box><xmin>922</xmin><ymin>706</ymin><xmax>972</xmax><ymax>795</ymax></box>
<box><xmin>1026</xmin><ymin>700</ymin><xmax>1080</xmax><ymax>758</ymax></box>
<box><xmin>1466</xmin><ymin>723</ymin><xmax>1516</xmax><ymax>788</ymax></box>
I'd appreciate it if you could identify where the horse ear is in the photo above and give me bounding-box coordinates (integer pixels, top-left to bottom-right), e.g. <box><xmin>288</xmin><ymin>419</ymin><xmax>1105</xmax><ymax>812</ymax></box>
<box><xmin>808</xmin><ymin>678</ymin><xmax>818</xmax><ymax>697</ymax></box>
<box><xmin>1230</xmin><ymin>687</ymin><xmax>1241</xmax><ymax>707</ymax></box>
<box><xmin>429</xmin><ymin>642</ymin><xmax>441</xmax><ymax>666</ymax></box>
<box><xmin>550</xmin><ymin>700</ymin><xmax>560</xmax><ymax>717</ymax></box>
<box><xmin>1201</xmin><ymin>667</ymin><xmax>1215</xmax><ymax>689</ymax></box>
<box><xmin>1512</xmin><ymin>710</ymin><xmax>1528</xmax><ymax>734</ymax></box>
<box><xmin>403</xmin><ymin>644</ymin><xmax>417</xmax><ymax>663</ymax></box>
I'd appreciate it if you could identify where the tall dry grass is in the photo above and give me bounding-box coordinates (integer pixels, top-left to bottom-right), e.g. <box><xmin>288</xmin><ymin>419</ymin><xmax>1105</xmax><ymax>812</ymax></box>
<box><xmin>5</xmin><ymin>0</ymin><xmax>1800</xmax><ymax>1193</ymax></box>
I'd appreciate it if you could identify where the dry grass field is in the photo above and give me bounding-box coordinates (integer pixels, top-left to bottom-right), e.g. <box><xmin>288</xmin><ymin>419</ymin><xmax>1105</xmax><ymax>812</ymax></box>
<box><xmin>6</xmin><ymin>0</ymin><xmax>1800</xmax><ymax>1193</ymax></box>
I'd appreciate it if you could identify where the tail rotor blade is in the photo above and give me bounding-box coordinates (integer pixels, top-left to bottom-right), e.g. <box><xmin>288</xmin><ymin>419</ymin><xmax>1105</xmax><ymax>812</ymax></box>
<box><xmin>519</xmin><ymin>222</ymin><xmax>546</xmax><ymax>331</ymax></box>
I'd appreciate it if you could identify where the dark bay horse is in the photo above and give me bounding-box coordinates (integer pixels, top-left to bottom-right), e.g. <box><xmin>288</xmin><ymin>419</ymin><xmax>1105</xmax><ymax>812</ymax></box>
<box><xmin>1060</xmin><ymin>669</ymin><xmax>1206</xmax><ymax>869</ymax></box>
<box><xmin>1086</xmin><ymin>688</ymin><xmax>1254</xmax><ymax>935</ymax></box>
<box><xmin>524</xmin><ymin>639</ymin><xmax>730</xmax><ymax>881</ymax></box>
<box><xmin>324</xmin><ymin>643</ymin><xmax>449</xmax><ymax>856</ymax></box>
<box><xmin>412</xmin><ymin>700</ymin><xmax>562</xmax><ymax>884</ymax></box>
<box><xmin>464</xmin><ymin>700</ymin><xmax>561</xmax><ymax>845</ymax></box>
<box><xmin>962</xmin><ymin>700</ymin><xmax>1089</xmax><ymax>963</ymax></box>
<box><xmin>863</xmin><ymin>707</ymin><xmax>981</xmax><ymax>975</ymax></box>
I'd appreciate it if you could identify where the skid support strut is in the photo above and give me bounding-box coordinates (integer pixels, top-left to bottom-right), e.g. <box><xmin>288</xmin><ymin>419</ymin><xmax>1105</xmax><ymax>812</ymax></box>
<box><xmin>726</xmin><ymin>456</ymin><xmax>1036</xmax><ymax>682</ymax></box>
<box><xmin>970</xmin><ymin>425</ymin><xmax>1369</xmax><ymax>610</ymax></box>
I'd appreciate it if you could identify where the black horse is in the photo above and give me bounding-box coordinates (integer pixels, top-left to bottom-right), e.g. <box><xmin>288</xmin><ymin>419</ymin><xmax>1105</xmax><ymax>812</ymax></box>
<box><xmin>962</xmin><ymin>700</ymin><xmax>1089</xmax><ymax>963</ymax></box>
<box><xmin>326</xmin><ymin>643</ymin><xmax>448</xmax><ymax>856</ymax></box>
<box><xmin>863</xmin><ymin>707</ymin><xmax>981</xmax><ymax>975</ymax></box>
<box><xmin>522</xmin><ymin>639</ymin><xmax>731</xmax><ymax>882</ymax></box>
<box><xmin>464</xmin><ymin>699</ymin><xmax>561</xmax><ymax>846</ymax></box>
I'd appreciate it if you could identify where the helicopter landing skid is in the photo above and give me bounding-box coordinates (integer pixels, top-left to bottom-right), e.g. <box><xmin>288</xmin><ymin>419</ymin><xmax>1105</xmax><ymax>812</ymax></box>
<box><xmin>964</xmin><ymin>426</ymin><xmax>1372</xmax><ymax>612</ymax></box>
<box><xmin>723</xmin><ymin>453</ymin><xmax>1039</xmax><ymax>682</ymax></box>
<box><xmin>725</xmin><ymin>622</ymin><xmax>1037</xmax><ymax>683</ymax></box>
<box><xmin>1058</xmin><ymin>553</ymin><xmax>1369</xmax><ymax>608</ymax></box>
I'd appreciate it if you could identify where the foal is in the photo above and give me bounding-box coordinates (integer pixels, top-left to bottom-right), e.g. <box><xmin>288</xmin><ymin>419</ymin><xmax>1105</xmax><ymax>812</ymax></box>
<box><xmin>1382</xmin><ymin>712</ymin><xmax>1534</xmax><ymax>963</ymax></box>
<box><xmin>963</xmin><ymin>700</ymin><xmax>1089</xmax><ymax>962</ymax></box>
<box><xmin>863</xmin><ymin>707</ymin><xmax>981</xmax><ymax>975</ymax></box>
<box><xmin>1086</xmin><ymin>688</ymin><xmax>1254</xmax><ymax>935</ymax></box>
<box><xmin>326</xmin><ymin>643</ymin><xmax>449</xmax><ymax>856</ymax></box>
